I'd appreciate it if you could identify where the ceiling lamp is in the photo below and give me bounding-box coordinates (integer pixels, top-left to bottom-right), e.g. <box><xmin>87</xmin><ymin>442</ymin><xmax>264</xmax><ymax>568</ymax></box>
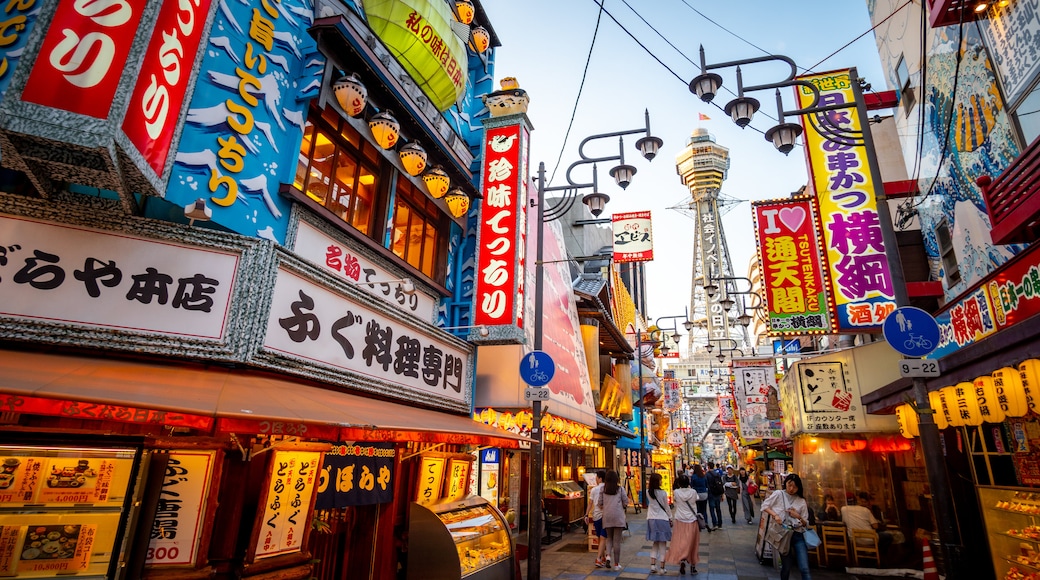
<box><xmin>455</xmin><ymin>0</ymin><xmax>474</xmax><ymax>24</ymax></box>
<box><xmin>368</xmin><ymin>110</ymin><xmax>400</xmax><ymax>149</ymax></box>
<box><xmin>422</xmin><ymin>166</ymin><xmax>450</xmax><ymax>198</ymax></box>
<box><xmin>333</xmin><ymin>72</ymin><xmax>367</xmax><ymax>117</ymax></box>
<box><xmin>471</xmin><ymin>26</ymin><xmax>490</xmax><ymax>53</ymax></box>
<box><xmin>974</xmin><ymin>1</ymin><xmax>988</xmax><ymax>12</ymax></box>
<box><xmin>399</xmin><ymin>142</ymin><xmax>428</xmax><ymax>177</ymax></box>
<box><xmin>445</xmin><ymin>188</ymin><xmax>471</xmax><ymax>218</ymax></box>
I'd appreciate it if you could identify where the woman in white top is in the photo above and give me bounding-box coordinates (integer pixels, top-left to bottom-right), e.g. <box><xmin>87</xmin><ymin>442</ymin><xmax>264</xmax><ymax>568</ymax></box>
<box><xmin>761</xmin><ymin>473</ymin><xmax>812</xmax><ymax>580</ymax></box>
<box><xmin>664</xmin><ymin>473</ymin><xmax>700</xmax><ymax>575</ymax></box>
<box><xmin>645</xmin><ymin>473</ymin><xmax>672</xmax><ymax>573</ymax></box>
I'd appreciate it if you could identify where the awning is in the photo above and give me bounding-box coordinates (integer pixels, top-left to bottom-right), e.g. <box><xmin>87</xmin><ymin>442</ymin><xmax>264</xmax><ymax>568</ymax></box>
<box><xmin>0</xmin><ymin>350</ymin><xmax>530</xmax><ymax>448</ymax></box>
<box><xmin>595</xmin><ymin>413</ymin><xmax>636</xmax><ymax>439</ymax></box>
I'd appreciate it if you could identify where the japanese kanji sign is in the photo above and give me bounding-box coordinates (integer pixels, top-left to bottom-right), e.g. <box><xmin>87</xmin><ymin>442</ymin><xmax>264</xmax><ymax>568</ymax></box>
<box><xmin>732</xmin><ymin>360</ymin><xmax>784</xmax><ymax>439</ymax></box>
<box><xmin>753</xmin><ymin>197</ymin><xmax>832</xmax><ymax>334</ymax></box>
<box><xmin>444</xmin><ymin>458</ymin><xmax>471</xmax><ymax>502</ymax></box>
<box><xmin>612</xmin><ymin>211</ymin><xmax>654</xmax><ymax>263</ymax></box>
<box><xmin>796</xmin><ymin>70</ymin><xmax>896</xmax><ymax>332</ymax></box>
<box><xmin>315</xmin><ymin>443</ymin><xmax>395</xmax><ymax>509</ymax></box>
<box><xmin>474</xmin><ymin>119</ymin><xmax>529</xmax><ymax>332</ymax></box>
<box><xmin>796</xmin><ymin>361</ymin><xmax>864</xmax><ymax>432</ymax></box>
<box><xmin>146</xmin><ymin>451</ymin><xmax>216</xmax><ymax>567</ymax></box>
<box><xmin>979</xmin><ymin>0</ymin><xmax>1040</xmax><ymax>108</ymax></box>
<box><xmin>0</xmin><ymin>446</ymin><xmax>136</xmax><ymax>508</ymax></box>
<box><xmin>253</xmin><ymin>450</ymin><xmax>321</xmax><ymax>559</ymax></box>
<box><xmin>416</xmin><ymin>455</ymin><xmax>446</xmax><ymax>506</ymax></box>
<box><xmin>718</xmin><ymin>394</ymin><xmax>737</xmax><ymax>429</ymax></box>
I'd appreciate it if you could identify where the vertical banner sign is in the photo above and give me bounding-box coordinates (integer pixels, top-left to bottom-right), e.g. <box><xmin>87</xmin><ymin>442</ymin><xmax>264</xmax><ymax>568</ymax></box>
<box><xmin>22</xmin><ymin>0</ymin><xmax>147</xmax><ymax>118</ymax></box>
<box><xmin>416</xmin><ymin>456</ymin><xmax>446</xmax><ymax>506</ymax></box>
<box><xmin>254</xmin><ymin>450</ymin><xmax>321</xmax><ymax>560</ymax></box>
<box><xmin>475</xmin><ymin>120</ymin><xmax>528</xmax><ymax>330</ymax></box>
<box><xmin>0</xmin><ymin>0</ymin><xmax>41</xmax><ymax>102</ymax></box>
<box><xmin>662</xmin><ymin>378</ymin><xmax>681</xmax><ymax>411</ymax></box>
<box><xmin>733</xmin><ymin>361</ymin><xmax>784</xmax><ymax>439</ymax></box>
<box><xmin>121</xmin><ymin>0</ymin><xmax>212</xmax><ymax>176</ymax></box>
<box><xmin>796</xmin><ymin>70</ymin><xmax>896</xmax><ymax>332</ymax></box>
<box><xmin>315</xmin><ymin>443</ymin><xmax>395</xmax><ymax>509</ymax></box>
<box><xmin>718</xmin><ymin>394</ymin><xmax>737</xmax><ymax>429</ymax></box>
<box><xmin>444</xmin><ymin>458</ymin><xmax>471</xmax><ymax>502</ymax></box>
<box><xmin>479</xmin><ymin>449</ymin><xmax>500</xmax><ymax>506</ymax></box>
<box><xmin>146</xmin><ymin>451</ymin><xmax>216</xmax><ymax>567</ymax></box>
<box><xmin>612</xmin><ymin>211</ymin><xmax>654</xmax><ymax>262</ymax></box>
<box><xmin>753</xmin><ymin>197</ymin><xmax>832</xmax><ymax>334</ymax></box>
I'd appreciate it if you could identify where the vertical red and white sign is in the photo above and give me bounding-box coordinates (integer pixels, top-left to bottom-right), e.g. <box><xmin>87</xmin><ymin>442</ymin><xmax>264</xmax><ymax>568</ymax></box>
<box><xmin>122</xmin><ymin>0</ymin><xmax>212</xmax><ymax>175</ymax></box>
<box><xmin>612</xmin><ymin>211</ymin><xmax>654</xmax><ymax>262</ymax></box>
<box><xmin>23</xmin><ymin>0</ymin><xmax>147</xmax><ymax>119</ymax></box>
<box><xmin>474</xmin><ymin>122</ymin><xmax>527</xmax><ymax>328</ymax></box>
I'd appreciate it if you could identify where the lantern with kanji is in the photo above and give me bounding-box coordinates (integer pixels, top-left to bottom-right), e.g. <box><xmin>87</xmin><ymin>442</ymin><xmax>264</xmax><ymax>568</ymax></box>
<box><xmin>952</xmin><ymin>381</ymin><xmax>982</xmax><ymax>426</ymax></box>
<box><xmin>973</xmin><ymin>376</ymin><xmax>1006</xmax><ymax>424</ymax></box>
<box><xmin>993</xmin><ymin>366</ymin><xmax>1029</xmax><ymax>417</ymax></box>
<box><xmin>896</xmin><ymin>404</ymin><xmax>919</xmax><ymax>438</ymax></box>
<box><xmin>929</xmin><ymin>391</ymin><xmax>948</xmax><ymax>430</ymax></box>
<box><xmin>940</xmin><ymin>386</ymin><xmax>964</xmax><ymax>427</ymax></box>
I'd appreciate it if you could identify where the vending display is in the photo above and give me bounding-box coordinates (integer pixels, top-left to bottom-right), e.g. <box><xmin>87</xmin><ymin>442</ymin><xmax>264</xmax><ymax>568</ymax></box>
<box><xmin>407</xmin><ymin>496</ymin><xmax>514</xmax><ymax>580</ymax></box>
<box><xmin>979</xmin><ymin>486</ymin><xmax>1040</xmax><ymax>580</ymax></box>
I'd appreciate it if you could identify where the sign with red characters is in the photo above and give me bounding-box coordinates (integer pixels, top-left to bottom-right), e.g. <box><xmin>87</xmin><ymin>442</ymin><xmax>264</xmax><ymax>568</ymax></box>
<box><xmin>23</xmin><ymin>0</ymin><xmax>147</xmax><ymax>119</ymax></box>
<box><xmin>122</xmin><ymin>0</ymin><xmax>212</xmax><ymax>175</ymax></box>
<box><xmin>474</xmin><ymin>120</ymin><xmax>529</xmax><ymax>331</ymax></box>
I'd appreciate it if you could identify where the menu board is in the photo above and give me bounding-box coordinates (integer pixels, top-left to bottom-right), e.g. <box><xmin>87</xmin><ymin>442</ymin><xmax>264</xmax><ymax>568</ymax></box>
<box><xmin>253</xmin><ymin>450</ymin><xmax>322</xmax><ymax>560</ymax></box>
<box><xmin>0</xmin><ymin>447</ymin><xmax>135</xmax><ymax>508</ymax></box>
<box><xmin>444</xmin><ymin>459</ymin><xmax>471</xmax><ymax>503</ymax></box>
<box><xmin>0</xmin><ymin>512</ymin><xmax>121</xmax><ymax>578</ymax></box>
<box><xmin>146</xmin><ymin>450</ymin><xmax>217</xmax><ymax>567</ymax></box>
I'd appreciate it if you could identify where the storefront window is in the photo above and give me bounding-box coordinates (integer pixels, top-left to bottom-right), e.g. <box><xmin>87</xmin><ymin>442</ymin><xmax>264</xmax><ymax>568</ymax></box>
<box><xmin>390</xmin><ymin>175</ymin><xmax>447</xmax><ymax>279</ymax></box>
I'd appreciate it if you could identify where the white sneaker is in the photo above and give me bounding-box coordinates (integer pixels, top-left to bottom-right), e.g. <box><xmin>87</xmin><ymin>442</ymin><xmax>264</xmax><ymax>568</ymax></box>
<box><xmin>613</xmin><ymin>564</ymin><xmax>622</xmax><ymax>571</ymax></box>
<box><xmin>650</xmin><ymin>564</ymin><xmax>657</xmax><ymax>573</ymax></box>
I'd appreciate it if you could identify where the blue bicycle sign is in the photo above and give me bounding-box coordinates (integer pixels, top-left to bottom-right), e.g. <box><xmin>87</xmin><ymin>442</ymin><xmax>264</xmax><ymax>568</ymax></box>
<box><xmin>902</xmin><ymin>333</ymin><xmax>933</xmax><ymax>351</ymax></box>
<box><xmin>883</xmin><ymin>307</ymin><xmax>940</xmax><ymax>358</ymax></box>
<box><xmin>520</xmin><ymin>351</ymin><xmax>555</xmax><ymax>387</ymax></box>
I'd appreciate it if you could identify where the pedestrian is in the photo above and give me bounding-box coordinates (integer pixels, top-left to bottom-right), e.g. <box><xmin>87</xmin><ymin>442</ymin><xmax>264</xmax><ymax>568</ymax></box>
<box><xmin>705</xmin><ymin>461</ymin><xmax>725</xmax><ymax>529</ymax></box>
<box><xmin>690</xmin><ymin>464</ymin><xmax>710</xmax><ymax>531</ymax></box>
<box><xmin>723</xmin><ymin>465</ymin><xmax>740</xmax><ymax>524</ymax></box>
<box><xmin>646</xmin><ymin>472</ymin><xmax>672</xmax><ymax>573</ymax></box>
<box><xmin>664</xmin><ymin>473</ymin><xmax>700</xmax><ymax>575</ymax></box>
<box><xmin>739</xmin><ymin>467</ymin><xmax>756</xmax><ymax>524</ymax></box>
<box><xmin>761</xmin><ymin>473</ymin><xmax>812</xmax><ymax>580</ymax></box>
<box><xmin>597</xmin><ymin>470</ymin><xmax>628</xmax><ymax>571</ymax></box>
<box><xmin>584</xmin><ymin>470</ymin><xmax>609</xmax><ymax>568</ymax></box>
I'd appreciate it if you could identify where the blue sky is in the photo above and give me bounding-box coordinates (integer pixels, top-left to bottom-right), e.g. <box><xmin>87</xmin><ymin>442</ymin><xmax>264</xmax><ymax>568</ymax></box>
<box><xmin>482</xmin><ymin>0</ymin><xmax>889</xmax><ymax>330</ymax></box>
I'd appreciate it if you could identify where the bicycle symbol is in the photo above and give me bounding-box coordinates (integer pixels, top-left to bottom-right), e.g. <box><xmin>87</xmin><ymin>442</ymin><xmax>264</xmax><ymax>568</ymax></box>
<box><xmin>903</xmin><ymin>333</ymin><xmax>932</xmax><ymax>350</ymax></box>
<box><xmin>528</xmin><ymin>369</ymin><xmax>549</xmax><ymax>384</ymax></box>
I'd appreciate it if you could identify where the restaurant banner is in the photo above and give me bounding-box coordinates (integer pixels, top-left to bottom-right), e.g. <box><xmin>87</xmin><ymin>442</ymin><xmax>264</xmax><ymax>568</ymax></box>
<box><xmin>315</xmin><ymin>443</ymin><xmax>395</xmax><ymax>509</ymax></box>
<box><xmin>732</xmin><ymin>359</ymin><xmax>784</xmax><ymax>439</ymax></box>
<box><xmin>474</xmin><ymin>118</ymin><xmax>529</xmax><ymax>336</ymax></box>
<box><xmin>662</xmin><ymin>378</ymin><xmax>682</xmax><ymax>411</ymax></box>
<box><xmin>753</xmin><ymin>197</ymin><xmax>832</xmax><ymax>334</ymax></box>
<box><xmin>0</xmin><ymin>447</ymin><xmax>136</xmax><ymax>508</ymax></box>
<box><xmin>444</xmin><ymin>458</ymin><xmax>471</xmax><ymax>502</ymax></box>
<box><xmin>612</xmin><ymin>211</ymin><xmax>654</xmax><ymax>263</ymax></box>
<box><xmin>796</xmin><ymin>70</ymin><xmax>896</xmax><ymax>332</ymax></box>
<box><xmin>416</xmin><ymin>456</ymin><xmax>446</xmax><ymax>506</ymax></box>
<box><xmin>146</xmin><ymin>450</ymin><xmax>217</xmax><ymax>567</ymax></box>
<box><xmin>253</xmin><ymin>450</ymin><xmax>322</xmax><ymax>560</ymax></box>
<box><xmin>718</xmin><ymin>394</ymin><xmax>737</xmax><ymax>429</ymax></box>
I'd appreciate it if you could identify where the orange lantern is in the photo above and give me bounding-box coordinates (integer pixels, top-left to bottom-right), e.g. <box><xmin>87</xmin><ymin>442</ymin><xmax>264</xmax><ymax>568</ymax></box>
<box><xmin>479</xmin><ymin>408</ymin><xmax>496</xmax><ymax>425</ymax></box>
<box><xmin>896</xmin><ymin>404</ymin><xmax>919</xmax><ymax>438</ymax></box>
<box><xmin>1017</xmin><ymin>360</ymin><xmax>1040</xmax><ymax>414</ymax></box>
<box><xmin>952</xmin><ymin>382</ymin><xmax>982</xmax><ymax>426</ymax></box>
<box><xmin>993</xmin><ymin>366</ymin><xmax>1029</xmax><ymax>417</ymax></box>
<box><xmin>973</xmin><ymin>376</ymin><xmax>1006</xmax><ymax>424</ymax></box>
<box><xmin>801</xmin><ymin>437</ymin><xmax>820</xmax><ymax>454</ymax></box>
<box><xmin>541</xmin><ymin>413</ymin><xmax>552</xmax><ymax>430</ymax></box>
<box><xmin>940</xmin><ymin>386</ymin><xmax>964</xmax><ymax>427</ymax></box>
<box><xmin>928</xmin><ymin>391</ymin><xmax>948</xmax><ymax>430</ymax></box>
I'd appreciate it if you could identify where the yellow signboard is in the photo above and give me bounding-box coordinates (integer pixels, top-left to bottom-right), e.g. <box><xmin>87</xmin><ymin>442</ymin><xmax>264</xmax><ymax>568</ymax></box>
<box><xmin>444</xmin><ymin>459</ymin><xmax>471</xmax><ymax>502</ymax></box>
<box><xmin>416</xmin><ymin>456</ymin><xmax>446</xmax><ymax>506</ymax></box>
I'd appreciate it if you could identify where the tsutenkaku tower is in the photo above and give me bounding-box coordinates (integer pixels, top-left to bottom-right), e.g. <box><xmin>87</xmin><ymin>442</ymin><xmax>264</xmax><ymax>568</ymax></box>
<box><xmin>674</xmin><ymin>128</ymin><xmax>749</xmax><ymax>357</ymax></box>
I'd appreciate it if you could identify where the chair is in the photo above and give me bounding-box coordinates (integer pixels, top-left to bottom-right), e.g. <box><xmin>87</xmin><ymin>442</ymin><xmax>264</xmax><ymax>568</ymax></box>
<box><xmin>851</xmin><ymin>528</ymin><xmax>881</xmax><ymax>567</ymax></box>
<box><xmin>806</xmin><ymin>525</ymin><xmax>823</xmax><ymax>567</ymax></box>
<box><xmin>541</xmin><ymin>508</ymin><xmax>565</xmax><ymax>545</ymax></box>
<box><xmin>820</xmin><ymin>523</ymin><xmax>850</xmax><ymax>568</ymax></box>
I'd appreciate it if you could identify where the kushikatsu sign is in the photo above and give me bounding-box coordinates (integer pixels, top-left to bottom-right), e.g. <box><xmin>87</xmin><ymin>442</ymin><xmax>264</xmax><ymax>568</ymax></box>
<box><xmin>797</xmin><ymin>70</ymin><xmax>896</xmax><ymax>333</ymax></box>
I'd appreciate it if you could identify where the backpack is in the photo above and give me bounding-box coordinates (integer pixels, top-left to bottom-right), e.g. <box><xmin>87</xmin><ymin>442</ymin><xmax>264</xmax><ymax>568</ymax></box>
<box><xmin>707</xmin><ymin>472</ymin><xmax>725</xmax><ymax>496</ymax></box>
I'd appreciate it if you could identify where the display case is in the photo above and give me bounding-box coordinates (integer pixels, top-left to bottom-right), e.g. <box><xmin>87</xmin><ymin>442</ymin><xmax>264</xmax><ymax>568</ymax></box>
<box><xmin>543</xmin><ymin>480</ymin><xmax>585</xmax><ymax>525</ymax></box>
<box><xmin>978</xmin><ymin>485</ymin><xmax>1040</xmax><ymax>580</ymax></box>
<box><xmin>407</xmin><ymin>496</ymin><xmax>514</xmax><ymax>580</ymax></box>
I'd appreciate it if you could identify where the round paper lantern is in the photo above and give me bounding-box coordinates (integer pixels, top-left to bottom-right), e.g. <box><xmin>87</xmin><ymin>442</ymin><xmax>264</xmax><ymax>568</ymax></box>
<box><xmin>541</xmin><ymin>413</ymin><xmax>552</xmax><ymax>430</ymax></box>
<box><xmin>952</xmin><ymin>382</ymin><xmax>982</xmax><ymax>426</ymax></box>
<box><xmin>1019</xmin><ymin>359</ymin><xmax>1040</xmax><ymax>413</ymax></box>
<box><xmin>445</xmin><ymin>188</ymin><xmax>471</xmax><ymax>218</ymax></box>
<box><xmin>940</xmin><ymin>386</ymin><xmax>964</xmax><ymax>427</ymax></box>
<box><xmin>454</xmin><ymin>0</ymin><xmax>474</xmax><ymax>24</ymax></box>
<box><xmin>398</xmin><ymin>141</ymin><xmax>428</xmax><ymax>176</ymax></box>
<box><xmin>896</xmin><ymin>404</ymin><xmax>919</xmax><ymax>438</ymax></box>
<box><xmin>333</xmin><ymin>72</ymin><xmax>368</xmax><ymax>117</ymax></box>
<box><xmin>994</xmin><ymin>367</ymin><xmax>1029</xmax><ymax>417</ymax></box>
<box><xmin>471</xmin><ymin>26</ymin><xmax>490</xmax><ymax>53</ymax></box>
<box><xmin>929</xmin><ymin>390</ymin><xmax>949</xmax><ymax>430</ymax></box>
<box><xmin>368</xmin><ymin>110</ymin><xmax>400</xmax><ymax>149</ymax></box>
<box><xmin>973</xmin><ymin>375</ymin><xmax>1006</xmax><ymax>424</ymax></box>
<box><xmin>422</xmin><ymin>166</ymin><xmax>450</xmax><ymax>199</ymax></box>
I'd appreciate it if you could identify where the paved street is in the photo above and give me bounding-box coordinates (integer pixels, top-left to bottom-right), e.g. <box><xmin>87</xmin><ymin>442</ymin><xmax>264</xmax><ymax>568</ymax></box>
<box><xmin>522</xmin><ymin>507</ymin><xmax>867</xmax><ymax>580</ymax></box>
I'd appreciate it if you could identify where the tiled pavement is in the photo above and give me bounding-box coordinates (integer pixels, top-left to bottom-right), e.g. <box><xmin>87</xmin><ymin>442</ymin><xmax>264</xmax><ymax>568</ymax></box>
<box><xmin>520</xmin><ymin>507</ymin><xmax>869</xmax><ymax>580</ymax></box>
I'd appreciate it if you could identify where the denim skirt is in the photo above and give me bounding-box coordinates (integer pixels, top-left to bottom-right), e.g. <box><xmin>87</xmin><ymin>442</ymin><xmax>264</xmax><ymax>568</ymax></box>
<box><xmin>647</xmin><ymin>518</ymin><xmax>673</xmax><ymax>542</ymax></box>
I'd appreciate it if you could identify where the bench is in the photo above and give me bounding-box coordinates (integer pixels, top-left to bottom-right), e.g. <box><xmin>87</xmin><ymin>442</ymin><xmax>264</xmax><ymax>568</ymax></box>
<box><xmin>541</xmin><ymin>510</ymin><xmax>566</xmax><ymax>545</ymax></box>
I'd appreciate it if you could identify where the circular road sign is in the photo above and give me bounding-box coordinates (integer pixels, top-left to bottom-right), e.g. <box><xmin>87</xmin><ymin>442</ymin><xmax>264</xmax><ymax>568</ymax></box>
<box><xmin>882</xmin><ymin>306</ymin><xmax>941</xmax><ymax>358</ymax></box>
<box><xmin>519</xmin><ymin>350</ymin><xmax>555</xmax><ymax>387</ymax></box>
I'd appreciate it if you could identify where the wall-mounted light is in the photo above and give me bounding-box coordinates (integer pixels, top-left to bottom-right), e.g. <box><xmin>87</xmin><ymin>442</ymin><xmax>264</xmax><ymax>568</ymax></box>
<box><xmin>399</xmin><ymin>141</ymin><xmax>428</xmax><ymax>177</ymax></box>
<box><xmin>445</xmin><ymin>189</ymin><xmax>471</xmax><ymax>218</ymax></box>
<box><xmin>422</xmin><ymin>166</ymin><xmax>450</xmax><ymax>198</ymax></box>
<box><xmin>455</xmin><ymin>0</ymin><xmax>474</xmax><ymax>24</ymax></box>
<box><xmin>368</xmin><ymin>110</ymin><xmax>400</xmax><ymax>149</ymax></box>
<box><xmin>471</xmin><ymin>26</ymin><xmax>490</xmax><ymax>53</ymax></box>
<box><xmin>184</xmin><ymin>198</ymin><xmax>211</xmax><ymax>226</ymax></box>
<box><xmin>333</xmin><ymin>72</ymin><xmax>367</xmax><ymax>117</ymax></box>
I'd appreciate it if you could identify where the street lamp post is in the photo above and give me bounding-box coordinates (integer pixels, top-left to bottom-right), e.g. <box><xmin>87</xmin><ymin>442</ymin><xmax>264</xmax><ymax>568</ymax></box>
<box><xmin>529</xmin><ymin>113</ymin><xmax>661</xmax><ymax>580</ymax></box>
<box><xmin>692</xmin><ymin>47</ymin><xmax>960</xmax><ymax>575</ymax></box>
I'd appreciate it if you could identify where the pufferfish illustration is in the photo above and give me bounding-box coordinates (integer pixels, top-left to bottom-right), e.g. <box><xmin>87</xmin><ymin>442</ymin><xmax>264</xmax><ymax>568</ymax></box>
<box><xmin>482</xmin><ymin>77</ymin><xmax>529</xmax><ymax>117</ymax></box>
<box><xmin>489</xmin><ymin>134</ymin><xmax>517</xmax><ymax>153</ymax></box>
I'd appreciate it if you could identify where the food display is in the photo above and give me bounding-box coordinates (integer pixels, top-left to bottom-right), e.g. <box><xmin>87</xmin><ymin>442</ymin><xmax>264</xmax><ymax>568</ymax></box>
<box><xmin>439</xmin><ymin>506</ymin><xmax>510</xmax><ymax>575</ymax></box>
<box><xmin>983</xmin><ymin>487</ymin><xmax>1040</xmax><ymax>580</ymax></box>
<box><xmin>407</xmin><ymin>496</ymin><xmax>513</xmax><ymax>580</ymax></box>
<box><xmin>1008</xmin><ymin>566</ymin><xmax>1040</xmax><ymax>580</ymax></box>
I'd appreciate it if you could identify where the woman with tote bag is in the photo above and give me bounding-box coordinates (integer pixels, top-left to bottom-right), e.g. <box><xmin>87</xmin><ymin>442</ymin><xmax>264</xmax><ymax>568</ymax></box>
<box><xmin>761</xmin><ymin>473</ymin><xmax>812</xmax><ymax>580</ymax></box>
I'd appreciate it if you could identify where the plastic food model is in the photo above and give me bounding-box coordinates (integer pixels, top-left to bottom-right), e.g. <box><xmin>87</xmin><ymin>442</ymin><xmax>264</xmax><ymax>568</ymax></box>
<box><xmin>46</xmin><ymin>460</ymin><xmax>97</xmax><ymax>488</ymax></box>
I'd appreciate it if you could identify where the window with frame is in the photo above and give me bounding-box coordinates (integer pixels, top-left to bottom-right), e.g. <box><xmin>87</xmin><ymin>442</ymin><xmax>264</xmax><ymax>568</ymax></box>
<box><xmin>936</xmin><ymin>218</ymin><xmax>961</xmax><ymax>287</ymax></box>
<box><xmin>895</xmin><ymin>56</ymin><xmax>915</xmax><ymax>118</ymax></box>
<box><xmin>390</xmin><ymin>173</ymin><xmax>448</xmax><ymax>279</ymax></box>
<box><xmin>1012</xmin><ymin>81</ymin><xmax>1040</xmax><ymax>147</ymax></box>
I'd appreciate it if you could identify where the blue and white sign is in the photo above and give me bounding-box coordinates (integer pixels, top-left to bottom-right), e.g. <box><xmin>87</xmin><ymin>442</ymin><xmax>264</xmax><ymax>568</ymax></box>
<box><xmin>481</xmin><ymin>448</ymin><xmax>499</xmax><ymax>463</ymax></box>
<box><xmin>519</xmin><ymin>350</ymin><xmax>555</xmax><ymax>387</ymax></box>
<box><xmin>883</xmin><ymin>306</ymin><xmax>940</xmax><ymax>358</ymax></box>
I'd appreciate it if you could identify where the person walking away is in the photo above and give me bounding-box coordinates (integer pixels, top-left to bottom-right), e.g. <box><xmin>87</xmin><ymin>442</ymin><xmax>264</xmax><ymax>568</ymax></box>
<box><xmin>584</xmin><ymin>470</ymin><xmax>609</xmax><ymax>567</ymax></box>
<box><xmin>723</xmin><ymin>465</ymin><xmax>741</xmax><ymax>524</ymax></box>
<box><xmin>761</xmin><ymin>473</ymin><xmax>812</xmax><ymax>580</ymax></box>
<box><xmin>705</xmin><ymin>461</ymin><xmax>725</xmax><ymax>529</ymax></box>
<box><xmin>597</xmin><ymin>470</ymin><xmax>628</xmax><ymax>571</ymax></box>
<box><xmin>665</xmin><ymin>473</ymin><xmax>701</xmax><ymax>575</ymax></box>
<box><xmin>739</xmin><ymin>467</ymin><xmax>756</xmax><ymax>524</ymax></box>
<box><xmin>690</xmin><ymin>464</ymin><xmax>710</xmax><ymax>532</ymax></box>
<box><xmin>646</xmin><ymin>472</ymin><xmax>673</xmax><ymax>573</ymax></box>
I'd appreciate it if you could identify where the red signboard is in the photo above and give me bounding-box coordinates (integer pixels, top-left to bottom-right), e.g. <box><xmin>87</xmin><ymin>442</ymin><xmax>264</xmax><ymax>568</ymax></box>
<box><xmin>474</xmin><ymin>121</ymin><xmax>528</xmax><ymax>328</ymax></box>
<box><xmin>0</xmin><ymin>393</ymin><xmax>213</xmax><ymax>430</ymax></box>
<box><xmin>121</xmin><ymin>0</ymin><xmax>212</xmax><ymax>175</ymax></box>
<box><xmin>753</xmin><ymin>197</ymin><xmax>832</xmax><ymax>335</ymax></box>
<box><xmin>23</xmin><ymin>0</ymin><xmax>147</xmax><ymax>119</ymax></box>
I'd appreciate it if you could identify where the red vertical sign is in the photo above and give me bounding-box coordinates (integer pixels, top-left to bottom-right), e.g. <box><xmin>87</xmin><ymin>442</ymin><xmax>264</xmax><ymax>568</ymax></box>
<box><xmin>23</xmin><ymin>0</ymin><xmax>147</xmax><ymax>119</ymax></box>
<box><xmin>475</xmin><ymin>122</ymin><xmax>526</xmax><ymax>328</ymax></box>
<box><xmin>122</xmin><ymin>0</ymin><xmax>212</xmax><ymax>175</ymax></box>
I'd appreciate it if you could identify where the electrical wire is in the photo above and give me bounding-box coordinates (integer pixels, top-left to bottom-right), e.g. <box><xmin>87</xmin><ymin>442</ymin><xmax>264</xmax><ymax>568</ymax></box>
<box><xmin>804</xmin><ymin>0</ymin><xmax>915</xmax><ymax>73</ymax></box>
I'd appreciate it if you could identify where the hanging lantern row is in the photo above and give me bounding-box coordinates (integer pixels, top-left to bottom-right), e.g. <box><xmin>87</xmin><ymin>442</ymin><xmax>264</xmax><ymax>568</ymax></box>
<box><xmin>331</xmin><ymin>72</ymin><xmax>471</xmax><ymax>218</ymax></box>
<box><xmin>453</xmin><ymin>0</ymin><xmax>490</xmax><ymax>53</ymax></box>
<box><xmin>472</xmin><ymin>408</ymin><xmax>593</xmax><ymax>444</ymax></box>
<box><xmin>897</xmin><ymin>360</ymin><xmax>1040</xmax><ymax>438</ymax></box>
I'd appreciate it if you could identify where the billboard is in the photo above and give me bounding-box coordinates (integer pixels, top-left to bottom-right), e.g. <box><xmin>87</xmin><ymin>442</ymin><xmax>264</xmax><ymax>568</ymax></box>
<box><xmin>612</xmin><ymin>211</ymin><xmax>654</xmax><ymax>263</ymax></box>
